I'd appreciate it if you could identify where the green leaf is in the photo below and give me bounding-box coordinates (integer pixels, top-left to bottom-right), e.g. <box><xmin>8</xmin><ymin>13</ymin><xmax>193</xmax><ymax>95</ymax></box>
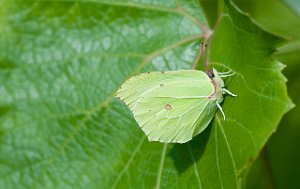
<box><xmin>231</xmin><ymin>0</ymin><xmax>300</xmax><ymax>39</ymax></box>
<box><xmin>231</xmin><ymin>0</ymin><xmax>300</xmax><ymax>65</ymax></box>
<box><xmin>246</xmin><ymin>49</ymin><xmax>300</xmax><ymax>189</ymax></box>
<box><xmin>230</xmin><ymin>1</ymin><xmax>300</xmax><ymax>188</ymax></box>
<box><xmin>0</xmin><ymin>0</ymin><xmax>292</xmax><ymax>189</ymax></box>
<box><xmin>199</xmin><ymin>0</ymin><xmax>219</xmax><ymax>28</ymax></box>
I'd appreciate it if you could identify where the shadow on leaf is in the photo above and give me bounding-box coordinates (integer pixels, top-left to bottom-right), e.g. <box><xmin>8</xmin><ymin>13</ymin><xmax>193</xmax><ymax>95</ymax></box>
<box><xmin>169</xmin><ymin>125</ymin><xmax>212</xmax><ymax>173</ymax></box>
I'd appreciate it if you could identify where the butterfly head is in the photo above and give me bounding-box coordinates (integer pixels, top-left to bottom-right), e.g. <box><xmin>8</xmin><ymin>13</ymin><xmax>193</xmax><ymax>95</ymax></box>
<box><xmin>208</xmin><ymin>68</ymin><xmax>225</xmax><ymax>88</ymax></box>
<box><xmin>208</xmin><ymin>68</ymin><xmax>225</xmax><ymax>103</ymax></box>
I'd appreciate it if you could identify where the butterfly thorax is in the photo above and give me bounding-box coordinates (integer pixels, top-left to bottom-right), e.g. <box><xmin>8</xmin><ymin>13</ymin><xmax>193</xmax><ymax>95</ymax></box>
<box><xmin>209</xmin><ymin>68</ymin><xmax>224</xmax><ymax>103</ymax></box>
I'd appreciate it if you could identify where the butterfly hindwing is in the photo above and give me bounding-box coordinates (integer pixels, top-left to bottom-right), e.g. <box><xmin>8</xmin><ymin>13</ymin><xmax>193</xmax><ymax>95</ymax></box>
<box><xmin>135</xmin><ymin>97</ymin><xmax>212</xmax><ymax>143</ymax></box>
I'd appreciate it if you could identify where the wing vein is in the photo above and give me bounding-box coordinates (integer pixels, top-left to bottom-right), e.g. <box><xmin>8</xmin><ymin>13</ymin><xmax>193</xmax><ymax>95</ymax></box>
<box><xmin>147</xmin><ymin>111</ymin><xmax>171</xmax><ymax>139</ymax></box>
<box><xmin>168</xmin><ymin>100</ymin><xmax>208</xmax><ymax>142</ymax></box>
<box><xmin>190</xmin><ymin>101</ymin><xmax>210</xmax><ymax>131</ymax></box>
<box><xmin>158</xmin><ymin>114</ymin><xmax>182</xmax><ymax>142</ymax></box>
<box><xmin>123</xmin><ymin>77</ymin><xmax>211</xmax><ymax>105</ymax></box>
<box><xmin>166</xmin><ymin>100</ymin><xmax>206</xmax><ymax>119</ymax></box>
<box><xmin>137</xmin><ymin>99</ymin><xmax>177</xmax><ymax>127</ymax></box>
<box><xmin>153</xmin><ymin>96</ymin><xmax>209</xmax><ymax>99</ymax></box>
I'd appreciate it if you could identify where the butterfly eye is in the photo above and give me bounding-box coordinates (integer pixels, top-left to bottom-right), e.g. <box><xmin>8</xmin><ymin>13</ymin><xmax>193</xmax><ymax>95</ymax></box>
<box><xmin>207</xmin><ymin>70</ymin><xmax>215</xmax><ymax>79</ymax></box>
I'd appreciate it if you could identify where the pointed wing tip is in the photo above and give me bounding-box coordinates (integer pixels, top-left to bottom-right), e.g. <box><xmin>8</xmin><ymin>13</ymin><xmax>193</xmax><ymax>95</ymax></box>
<box><xmin>114</xmin><ymin>89</ymin><xmax>126</xmax><ymax>102</ymax></box>
<box><xmin>115</xmin><ymin>88</ymin><xmax>122</xmax><ymax>95</ymax></box>
<box><xmin>114</xmin><ymin>92</ymin><xmax>121</xmax><ymax>100</ymax></box>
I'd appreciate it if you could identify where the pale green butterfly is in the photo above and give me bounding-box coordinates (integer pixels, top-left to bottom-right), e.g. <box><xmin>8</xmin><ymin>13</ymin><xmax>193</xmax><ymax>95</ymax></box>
<box><xmin>115</xmin><ymin>43</ymin><xmax>236</xmax><ymax>143</ymax></box>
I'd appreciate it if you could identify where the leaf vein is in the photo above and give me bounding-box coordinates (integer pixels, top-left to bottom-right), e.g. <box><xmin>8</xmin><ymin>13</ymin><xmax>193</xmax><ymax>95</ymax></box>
<box><xmin>216</xmin><ymin>117</ymin><xmax>240</xmax><ymax>189</ymax></box>
<box><xmin>110</xmin><ymin>136</ymin><xmax>146</xmax><ymax>189</ymax></box>
<box><xmin>215</xmin><ymin>124</ymin><xmax>224</xmax><ymax>189</ymax></box>
<box><xmin>187</xmin><ymin>143</ymin><xmax>202</xmax><ymax>189</ymax></box>
<box><xmin>155</xmin><ymin>144</ymin><xmax>168</xmax><ymax>189</ymax></box>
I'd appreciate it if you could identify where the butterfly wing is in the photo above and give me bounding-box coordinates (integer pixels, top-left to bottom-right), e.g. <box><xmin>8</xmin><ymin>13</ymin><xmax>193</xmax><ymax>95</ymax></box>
<box><xmin>116</xmin><ymin>70</ymin><xmax>217</xmax><ymax>143</ymax></box>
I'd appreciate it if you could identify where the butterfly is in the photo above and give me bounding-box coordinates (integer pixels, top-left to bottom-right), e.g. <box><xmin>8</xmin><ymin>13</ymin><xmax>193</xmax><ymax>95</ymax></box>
<box><xmin>115</xmin><ymin>43</ymin><xmax>236</xmax><ymax>143</ymax></box>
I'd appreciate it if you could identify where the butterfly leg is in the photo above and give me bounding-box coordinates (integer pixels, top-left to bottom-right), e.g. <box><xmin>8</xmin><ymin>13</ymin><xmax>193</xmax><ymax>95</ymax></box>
<box><xmin>216</xmin><ymin>102</ymin><xmax>226</xmax><ymax>120</ymax></box>
<box><xmin>222</xmin><ymin>88</ymin><xmax>237</xmax><ymax>97</ymax></box>
<box><xmin>218</xmin><ymin>70</ymin><xmax>233</xmax><ymax>75</ymax></box>
<box><xmin>219</xmin><ymin>72</ymin><xmax>236</xmax><ymax>78</ymax></box>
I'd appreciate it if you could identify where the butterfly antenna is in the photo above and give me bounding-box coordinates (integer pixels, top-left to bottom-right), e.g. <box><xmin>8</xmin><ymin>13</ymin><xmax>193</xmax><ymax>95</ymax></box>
<box><xmin>192</xmin><ymin>42</ymin><xmax>202</xmax><ymax>69</ymax></box>
<box><xmin>201</xmin><ymin>43</ymin><xmax>208</xmax><ymax>71</ymax></box>
<box><xmin>201</xmin><ymin>43</ymin><xmax>214</xmax><ymax>79</ymax></box>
